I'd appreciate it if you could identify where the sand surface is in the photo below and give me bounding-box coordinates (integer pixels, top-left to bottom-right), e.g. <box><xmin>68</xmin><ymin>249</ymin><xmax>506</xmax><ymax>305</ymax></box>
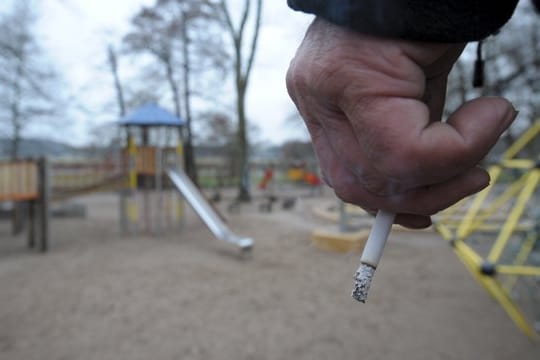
<box><xmin>0</xmin><ymin>189</ymin><xmax>539</xmax><ymax>360</ymax></box>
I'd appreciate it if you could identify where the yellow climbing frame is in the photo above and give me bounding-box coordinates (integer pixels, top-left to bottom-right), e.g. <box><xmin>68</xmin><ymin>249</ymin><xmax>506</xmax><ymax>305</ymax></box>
<box><xmin>434</xmin><ymin>120</ymin><xmax>540</xmax><ymax>340</ymax></box>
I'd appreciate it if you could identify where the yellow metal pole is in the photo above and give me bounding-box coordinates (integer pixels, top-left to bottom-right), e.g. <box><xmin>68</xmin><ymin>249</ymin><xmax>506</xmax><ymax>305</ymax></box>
<box><xmin>434</xmin><ymin>223</ymin><xmax>454</xmax><ymax>242</ymax></box>
<box><xmin>437</xmin><ymin>197</ymin><xmax>468</xmax><ymax>226</ymax></box>
<box><xmin>502</xmin><ymin>231</ymin><xmax>538</xmax><ymax>292</ymax></box>
<box><xmin>502</xmin><ymin>120</ymin><xmax>540</xmax><ymax>160</ymax></box>
<box><xmin>439</xmin><ymin>120</ymin><xmax>540</xmax><ymax>340</ymax></box>
<box><xmin>497</xmin><ymin>265</ymin><xmax>540</xmax><ymax>276</ymax></box>
<box><xmin>480</xmin><ymin>276</ymin><xmax>539</xmax><ymax>340</ymax></box>
<box><xmin>454</xmin><ymin>240</ymin><xmax>483</xmax><ymax>266</ymax></box>
<box><xmin>456</xmin><ymin>166</ymin><xmax>502</xmax><ymax>239</ymax></box>
<box><xmin>487</xmin><ymin>170</ymin><xmax>540</xmax><ymax>263</ymax></box>
<box><xmin>128</xmin><ymin>134</ymin><xmax>137</xmax><ymax>190</ymax></box>
<box><xmin>500</xmin><ymin>159</ymin><xmax>535</xmax><ymax>169</ymax></box>
<box><xmin>127</xmin><ymin>134</ymin><xmax>139</xmax><ymax>227</ymax></box>
<box><xmin>469</xmin><ymin>174</ymin><xmax>527</xmax><ymax>229</ymax></box>
<box><xmin>453</xmin><ymin>241</ymin><xmax>539</xmax><ymax>340</ymax></box>
<box><xmin>455</xmin><ymin>223</ymin><xmax>531</xmax><ymax>233</ymax></box>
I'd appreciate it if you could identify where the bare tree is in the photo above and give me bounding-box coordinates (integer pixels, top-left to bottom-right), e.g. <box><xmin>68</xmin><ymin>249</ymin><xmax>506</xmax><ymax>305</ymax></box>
<box><xmin>219</xmin><ymin>0</ymin><xmax>263</xmax><ymax>202</ymax></box>
<box><xmin>0</xmin><ymin>1</ymin><xmax>60</xmax><ymax>159</ymax></box>
<box><xmin>445</xmin><ymin>1</ymin><xmax>540</xmax><ymax>158</ymax></box>
<box><xmin>107</xmin><ymin>45</ymin><xmax>127</xmax><ymax>118</ymax></box>
<box><xmin>124</xmin><ymin>6</ymin><xmax>183</xmax><ymax>117</ymax></box>
<box><xmin>196</xmin><ymin>111</ymin><xmax>238</xmax><ymax>178</ymax></box>
<box><xmin>123</xmin><ymin>0</ymin><xmax>227</xmax><ymax>185</ymax></box>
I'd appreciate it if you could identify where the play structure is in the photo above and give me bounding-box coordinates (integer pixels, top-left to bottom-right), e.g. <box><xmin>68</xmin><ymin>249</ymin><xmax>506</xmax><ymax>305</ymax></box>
<box><xmin>311</xmin><ymin>200</ymin><xmax>371</xmax><ymax>252</ymax></box>
<box><xmin>0</xmin><ymin>103</ymin><xmax>252</xmax><ymax>253</ymax></box>
<box><xmin>118</xmin><ymin>102</ymin><xmax>186</xmax><ymax>235</ymax></box>
<box><xmin>0</xmin><ymin>158</ymin><xmax>49</xmax><ymax>251</ymax></box>
<box><xmin>434</xmin><ymin>120</ymin><xmax>540</xmax><ymax>339</ymax></box>
<box><xmin>285</xmin><ymin>162</ymin><xmax>322</xmax><ymax>190</ymax></box>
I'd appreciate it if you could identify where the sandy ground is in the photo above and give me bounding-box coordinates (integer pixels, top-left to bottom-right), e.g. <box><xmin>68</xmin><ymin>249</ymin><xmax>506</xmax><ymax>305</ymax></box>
<box><xmin>0</xmin><ymin>188</ymin><xmax>539</xmax><ymax>360</ymax></box>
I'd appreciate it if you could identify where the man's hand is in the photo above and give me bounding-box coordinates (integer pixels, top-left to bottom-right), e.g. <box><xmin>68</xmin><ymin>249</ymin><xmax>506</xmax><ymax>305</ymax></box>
<box><xmin>286</xmin><ymin>18</ymin><xmax>517</xmax><ymax>228</ymax></box>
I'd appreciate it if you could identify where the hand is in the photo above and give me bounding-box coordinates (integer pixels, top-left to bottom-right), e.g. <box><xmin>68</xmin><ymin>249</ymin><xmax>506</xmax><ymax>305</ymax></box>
<box><xmin>286</xmin><ymin>18</ymin><xmax>517</xmax><ymax>228</ymax></box>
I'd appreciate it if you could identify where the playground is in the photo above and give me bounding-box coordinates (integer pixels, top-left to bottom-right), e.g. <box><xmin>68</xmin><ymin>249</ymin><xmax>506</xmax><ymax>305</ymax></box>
<box><xmin>0</xmin><ymin>188</ymin><xmax>539</xmax><ymax>359</ymax></box>
<box><xmin>0</xmin><ymin>106</ymin><xmax>539</xmax><ymax>358</ymax></box>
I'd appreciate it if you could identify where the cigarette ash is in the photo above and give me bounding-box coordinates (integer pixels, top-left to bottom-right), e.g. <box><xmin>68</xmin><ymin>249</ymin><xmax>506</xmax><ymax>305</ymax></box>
<box><xmin>352</xmin><ymin>263</ymin><xmax>376</xmax><ymax>303</ymax></box>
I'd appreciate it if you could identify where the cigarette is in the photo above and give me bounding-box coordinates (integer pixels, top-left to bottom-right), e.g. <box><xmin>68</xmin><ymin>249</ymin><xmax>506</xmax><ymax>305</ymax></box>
<box><xmin>352</xmin><ymin>210</ymin><xmax>395</xmax><ymax>303</ymax></box>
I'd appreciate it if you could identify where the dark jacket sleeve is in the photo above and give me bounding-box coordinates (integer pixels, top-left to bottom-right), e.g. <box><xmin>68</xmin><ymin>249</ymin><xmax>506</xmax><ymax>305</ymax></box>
<box><xmin>287</xmin><ymin>0</ymin><xmax>519</xmax><ymax>42</ymax></box>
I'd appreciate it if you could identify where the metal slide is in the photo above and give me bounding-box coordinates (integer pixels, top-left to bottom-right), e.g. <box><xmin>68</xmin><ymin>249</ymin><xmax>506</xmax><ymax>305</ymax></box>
<box><xmin>167</xmin><ymin>168</ymin><xmax>253</xmax><ymax>251</ymax></box>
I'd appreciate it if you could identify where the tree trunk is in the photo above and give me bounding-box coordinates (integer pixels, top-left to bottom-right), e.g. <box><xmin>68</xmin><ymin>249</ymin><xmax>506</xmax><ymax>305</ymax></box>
<box><xmin>108</xmin><ymin>45</ymin><xmax>126</xmax><ymax>117</ymax></box>
<box><xmin>221</xmin><ymin>0</ymin><xmax>263</xmax><ymax>202</ymax></box>
<box><xmin>181</xmin><ymin>14</ymin><xmax>198</xmax><ymax>186</ymax></box>
<box><xmin>236</xmin><ymin>78</ymin><xmax>250</xmax><ymax>201</ymax></box>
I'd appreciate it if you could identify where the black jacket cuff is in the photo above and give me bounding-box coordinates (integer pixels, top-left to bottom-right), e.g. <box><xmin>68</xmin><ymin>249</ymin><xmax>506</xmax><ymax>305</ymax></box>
<box><xmin>288</xmin><ymin>0</ymin><xmax>519</xmax><ymax>42</ymax></box>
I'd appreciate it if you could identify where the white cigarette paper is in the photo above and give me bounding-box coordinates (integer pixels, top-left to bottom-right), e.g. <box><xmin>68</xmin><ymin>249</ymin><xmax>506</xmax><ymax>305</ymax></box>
<box><xmin>359</xmin><ymin>210</ymin><xmax>395</xmax><ymax>268</ymax></box>
<box><xmin>352</xmin><ymin>210</ymin><xmax>395</xmax><ymax>302</ymax></box>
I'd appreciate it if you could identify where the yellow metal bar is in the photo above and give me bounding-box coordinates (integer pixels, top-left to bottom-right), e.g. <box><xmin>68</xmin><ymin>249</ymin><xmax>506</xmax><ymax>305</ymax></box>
<box><xmin>453</xmin><ymin>242</ymin><xmax>539</xmax><ymax>340</ymax></box>
<box><xmin>514</xmin><ymin>230</ymin><xmax>537</xmax><ymax>267</ymax></box>
<box><xmin>454</xmin><ymin>240</ymin><xmax>484</xmax><ymax>266</ymax></box>
<box><xmin>502</xmin><ymin>120</ymin><xmax>540</xmax><ymax>159</ymax></box>
<box><xmin>487</xmin><ymin>170</ymin><xmax>540</xmax><ymax>263</ymax></box>
<box><xmin>441</xmin><ymin>120</ymin><xmax>540</xmax><ymax>340</ymax></box>
<box><xmin>443</xmin><ymin>222</ymin><xmax>531</xmax><ymax>233</ymax></box>
<box><xmin>437</xmin><ymin>197</ymin><xmax>468</xmax><ymax>224</ymax></box>
<box><xmin>434</xmin><ymin>223</ymin><xmax>454</xmax><ymax>241</ymax></box>
<box><xmin>176</xmin><ymin>141</ymin><xmax>184</xmax><ymax>159</ymax></box>
<box><xmin>497</xmin><ymin>265</ymin><xmax>540</xmax><ymax>276</ymax></box>
<box><xmin>127</xmin><ymin>135</ymin><xmax>139</xmax><ymax>225</ymax></box>
<box><xmin>499</xmin><ymin>159</ymin><xmax>535</xmax><ymax>169</ymax></box>
<box><xmin>456</xmin><ymin>166</ymin><xmax>502</xmax><ymax>239</ymax></box>
<box><xmin>502</xmin><ymin>231</ymin><xmax>538</xmax><ymax>292</ymax></box>
<box><xmin>470</xmin><ymin>174</ymin><xmax>528</xmax><ymax>228</ymax></box>
<box><xmin>480</xmin><ymin>276</ymin><xmax>539</xmax><ymax>340</ymax></box>
<box><xmin>435</xmin><ymin>219</ymin><xmax>531</xmax><ymax>230</ymax></box>
<box><xmin>128</xmin><ymin>135</ymin><xmax>137</xmax><ymax>190</ymax></box>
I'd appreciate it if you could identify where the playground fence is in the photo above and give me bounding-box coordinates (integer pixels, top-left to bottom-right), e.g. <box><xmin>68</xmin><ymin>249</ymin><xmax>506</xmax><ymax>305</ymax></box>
<box><xmin>0</xmin><ymin>159</ymin><xmax>39</xmax><ymax>202</ymax></box>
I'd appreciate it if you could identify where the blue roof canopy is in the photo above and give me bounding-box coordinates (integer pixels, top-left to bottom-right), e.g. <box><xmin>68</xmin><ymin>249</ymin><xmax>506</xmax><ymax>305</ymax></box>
<box><xmin>119</xmin><ymin>103</ymin><xmax>185</xmax><ymax>127</ymax></box>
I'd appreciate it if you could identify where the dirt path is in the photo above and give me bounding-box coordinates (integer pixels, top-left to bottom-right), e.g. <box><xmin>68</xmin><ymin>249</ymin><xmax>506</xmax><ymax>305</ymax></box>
<box><xmin>0</xmin><ymin>192</ymin><xmax>539</xmax><ymax>360</ymax></box>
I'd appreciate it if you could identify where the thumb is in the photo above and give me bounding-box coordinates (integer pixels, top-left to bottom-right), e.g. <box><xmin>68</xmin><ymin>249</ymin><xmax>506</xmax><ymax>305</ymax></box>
<box><xmin>420</xmin><ymin>97</ymin><xmax>517</xmax><ymax>172</ymax></box>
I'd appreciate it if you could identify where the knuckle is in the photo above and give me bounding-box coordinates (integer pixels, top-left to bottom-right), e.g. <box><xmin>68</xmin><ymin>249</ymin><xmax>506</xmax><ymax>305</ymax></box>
<box><xmin>372</xmin><ymin>142</ymin><xmax>421</xmax><ymax>179</ymax></box>
<box><xmin>285</xmin><ymin>61</ymin><xmax>304</xmax><ymax>100</ymax></box>
<box><xmin>330</xmin><ymin>173</ymin><xmax>368</xmax><ymax>207</ymax></box>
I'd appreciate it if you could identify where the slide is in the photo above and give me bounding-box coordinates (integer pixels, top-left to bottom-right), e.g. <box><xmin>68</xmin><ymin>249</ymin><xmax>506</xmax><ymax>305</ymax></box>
<box><xmin>167</xmin><ymin>168</ymin><xmax>253</xmax><ymax>251</ymax></box>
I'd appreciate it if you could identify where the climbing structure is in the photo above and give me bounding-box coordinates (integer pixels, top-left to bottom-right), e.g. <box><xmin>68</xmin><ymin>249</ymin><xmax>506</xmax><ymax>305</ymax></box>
<box><xmin>434</xmin><ymin>120</ymin><xmax>540</xmax><ymax>339</ymax></box>
<box><xmin>119</xmin><ymin>103</ymin><xmax>185</xmax><ymax>235</ymax></box>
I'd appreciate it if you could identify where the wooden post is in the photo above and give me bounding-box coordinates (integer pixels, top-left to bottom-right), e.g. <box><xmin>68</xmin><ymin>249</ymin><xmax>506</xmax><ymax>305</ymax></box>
<box><xmin>126</xmin><ymin>134</ymin><xmax>138</xmax><ymax>234</ymax></box>
<box><xmin>155</xmin><ymin>147</ymin><xmax>163</xmax><ymax>234</ymax></box>
<box><xmin>119</xmin><ymin>145</ymin><xmax>128</xmax><ymax>234</ymax></box>
<box><xmin>176</xmin><ymin>140</ymin><xmax>185</xmax><ymax>230</ymax></box>
<box><xmin>38</xmin><ymin>157</ymin><xmax>50</xmax><ymax>253</ymax></box>
<box><xmin>12</xmin><ymin>202</ymin><xmax>27</xmax><ymax>236</ymax></box>
<box><xmin>27</xmin><ymin>200</ymin><xmax>36</xmax><ymax>249</ymax></box>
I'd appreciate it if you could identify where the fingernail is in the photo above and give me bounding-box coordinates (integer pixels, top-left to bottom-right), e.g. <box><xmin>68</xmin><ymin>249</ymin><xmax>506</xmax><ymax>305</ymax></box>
<box><xmin>511</xmin><ymin>109</ymin><xmax>519</xmax><ymax>121</ymax></box>
<box><xmin>472</xmin><ymin>170</ymin><xmax>490</xmax><ymax>193</ymax></box>
<box><xmin>508</xmin><ymin>103</ymin><xmax>519</xmax><ymax>122</ymax></box>
<box><xmin>500</xmin><ymin>101</ymin><xmax>518</xmax><ymax>127</ymax></box>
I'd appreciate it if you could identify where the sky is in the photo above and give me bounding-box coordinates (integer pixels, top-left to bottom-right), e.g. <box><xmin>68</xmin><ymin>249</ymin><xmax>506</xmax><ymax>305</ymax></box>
<box><xmin>4</xmin><ymin>0</ymin><xmax>313</xmax><ymax>146</ymax></box>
